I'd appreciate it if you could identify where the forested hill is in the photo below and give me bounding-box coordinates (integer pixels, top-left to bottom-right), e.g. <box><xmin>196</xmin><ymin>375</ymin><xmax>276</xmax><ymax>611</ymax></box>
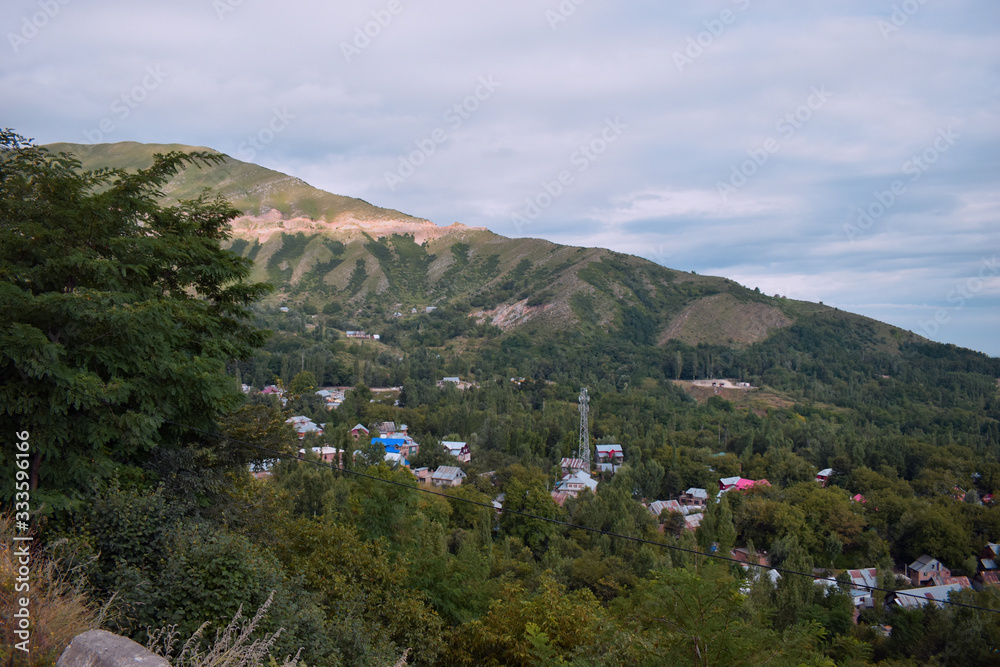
<box><xmin>43</xmin><ymin>141</ymin><xmax>1000</xmax><ymax>427</ymax></box>
<box><xmin>44</xmin><ymin>140</ymin><xmax>971</xmax><ymax>356</ymax></box>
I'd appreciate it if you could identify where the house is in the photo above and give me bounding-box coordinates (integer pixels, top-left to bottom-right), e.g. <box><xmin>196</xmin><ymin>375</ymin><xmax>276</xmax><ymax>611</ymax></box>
<box><xmin>980</xmin><ymin>543</ymin><xmax>1000</xmax><ymax>571</ymax></box>
<box><xmin>554</xmin><ymin>470</ymin><xmax>599</xmax><ymax>497</ymax></box>
<box><xmin>846</xmin><ymin>568</ymin><xmax>879</xmax><ymax>608</ymax></box>
<box><xmin>350</xmin><ymin>423</ymin><xmax>370</xmax><ymax>440</ymax></box>
<box><xmin>976</xmin><ymin>571</ymin><xmax>1000</xmax><ymax>589</ymax></box>
<box><xmin>442</xmin><ymin>440</ymin><xmax>471</xmax><ymax>463</ymax></box>
<box><xmin>851</xmin><ymin>493</ymin><xmax>867</xmax><ymax>504</ymax></box>
<box><xmin>373</xmin><ymin>437</ymin><xmax>419</xmax><ymax>459</ymax></box>
<box><xmin>425</xmin><ymin>306</ymin><xmax>437</xmax><ymax>313</ymax></box>
<box><xmin>279</xmin><ymin>307</ymin><xmax>289</xmax><ymax>312</ymax></box>
<box><xmin>648</xmin><ymin>500</ymin><xmax>684</xmax><ymax>519</ymax></box>
<box><xmin>441</xmin><ymin>376</ymin><xmax>461</xmax><ymax>384</ymax></box>
<box><xmin>286</xmin><ymin>415</ymin><xmax>323</xmax><ymax>439</ymax></box>
<box><xmin>384</xmin><ymin>450</ymin><xmax>407</xmax><ymax>466</ymax></box>
<box><xmin>316</xmin><ymin>388</ymin><xmax>345</xmax><ymax>410</ymax></box>
<box><xmin>249</xmin><ymin>460</ymin><xmax>275</xmax><ymax>479</ymax></box>
<box><xmin>431</xmin><ymin>466</ymin><xmax>467</xmax><ymax>487</ymax></box>
<box><xmin>411</xmin><ymin>467</ymin><xmax>432</xmax><ymax>484</ymax></box>
<box><xmin>719</xmin><ymin>477</ymin><xmax>770</xmax><ymax>493</ymax></box>
<box><xmin>719</xmin><ymin>476</ymin><xmax>741</xmax><ymax>491</ymax></box>
<box><xmin>816</xmin><ymin>468</ymin><xmax>834</xmax><ymax>487</ymax></box>
<box><xmin>374</xmin><ymin>421</ymin><xmax>402</xmax><ymax>437</ymax></box>
<box><xmin>550</xmin><ymin>491</ymin><xmax>572</xmax><ymax>506</ymax></box>
<box><xmin>739</xmin><ymin>565</ymin><xmax>780</xmax><ymax>593</ymax></box>
<box><xmin>595</xmin><ymin>444</ymin><xmax>624</xmax><ymax>473</ymax></box>
<box><xmin>560</xmin><ymin>458</ymin><xmax>586</xmax><ymax>475</ymax></box>
<box><xmin>732</xmin><ymin>547</ymin><xmax>770</xmax><ymax>567</ymax></box>
<box><xmin>679</xmin><ymin>487</ymin><xmax>709</xmax><ymax>509</ymax></box>
<box><xmin>908</xmin><ymin>554</ymin><xmax>950</xmax><ymax>587</ymax></box>
<box><xmin>298</xmin><ymin>446</ymin><xmax>343</xmax><ymax>465</ymax></box>
<box><xmin>890</xmin><ymin>582</ymin><xmax>969</xmax><ymax>609</ymax></box>
<box><xmin>683</xmin><ymin>513</ymin><xmax>703</xmax><ymax>532</ymax></box>
<box><xmin>261</xmin><ymin>384</ymin><xmax>288</xmax><ymax>406</ymax></box>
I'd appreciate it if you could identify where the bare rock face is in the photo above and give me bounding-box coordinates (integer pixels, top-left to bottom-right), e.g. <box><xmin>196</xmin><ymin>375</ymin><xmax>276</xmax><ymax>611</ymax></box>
<box><xmin>57</xmin><ymin>630</ymin><xmax>167</xmax><ymax>667</ymax></box>
<box><xmin>229</xmin><ymin>210</ymin><xmax>485</xmax><ymax>246</ymax></box>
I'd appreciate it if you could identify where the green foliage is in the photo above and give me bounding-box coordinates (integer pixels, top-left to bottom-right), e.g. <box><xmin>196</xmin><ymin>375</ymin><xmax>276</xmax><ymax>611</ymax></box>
<box><xmin>443</xmin><ymin>573</ymin><xmax>604</xmax><ymax>666</ymax></box>
<box><xmin>273</xmin><ymin>517</ymin><xmax>445</xmax><ymax>665</ymax></box>
<box><xmin>288</xmin><ymin>370</ymin><xmax>317</xmax><ymax>395</ymax></box>
<box><xmin>0</xmin><ymin>131</ymin><xmax>270</xmax><ymax>511</ymax></box>
<box><xmin>608</xmin><ymin>565</ymin><xmax>831</xmax><ymax>666</ymax></box>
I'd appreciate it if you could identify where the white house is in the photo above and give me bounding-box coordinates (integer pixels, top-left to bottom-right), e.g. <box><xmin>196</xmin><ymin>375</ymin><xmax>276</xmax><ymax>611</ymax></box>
<box><xmin>554</xmin><ymin>470</ymin><xmax>599</xmax><ymax>497</ymax></box>
<box><xmin>595</xmin><ymin>444</ymin><xmax>624</xmax><ymax>473</ymax></box>
<box><xmin>846</xmin><ymin>568</ymin><xmax>879</xmax><ymax>608</ymax></box>
<box><xmin>286</xmin><ymin>415</ymin><xmax>323</xmax><ymax>439</ymax></box>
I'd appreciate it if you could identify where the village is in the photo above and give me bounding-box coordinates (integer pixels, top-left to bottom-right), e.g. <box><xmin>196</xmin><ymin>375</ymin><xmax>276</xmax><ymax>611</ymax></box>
<box><xmin>243</xmin><ymin>380</ymin><xmax>1000</xmax><ymax>623</ymax></box>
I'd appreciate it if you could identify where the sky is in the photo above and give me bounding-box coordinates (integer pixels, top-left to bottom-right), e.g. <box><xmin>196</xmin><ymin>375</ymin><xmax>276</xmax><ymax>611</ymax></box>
<box><xmin>3</xmin><ymin>0</ymin><xmax>999</xmax><ymax>356</ymax></box>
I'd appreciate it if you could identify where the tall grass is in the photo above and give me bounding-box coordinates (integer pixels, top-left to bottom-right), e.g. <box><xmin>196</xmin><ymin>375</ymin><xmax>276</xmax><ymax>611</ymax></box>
<box><xmin>0</xmin><ymin>514</ymin><xmax>107</xmax><ymax>666</ymax></box>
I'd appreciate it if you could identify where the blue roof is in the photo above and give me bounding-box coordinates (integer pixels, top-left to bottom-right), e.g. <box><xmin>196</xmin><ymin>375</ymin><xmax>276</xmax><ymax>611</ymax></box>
<box><xmin>373</xmin><ymin>437</ymin><xmax>406</xmax><ymax>446</ymax></box>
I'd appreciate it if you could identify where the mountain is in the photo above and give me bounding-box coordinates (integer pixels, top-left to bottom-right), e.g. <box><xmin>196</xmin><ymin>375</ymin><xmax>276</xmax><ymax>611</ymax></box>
<box><xmin>45</xmin><ymin>141</ymin><xmax>872</xmax><ymax>351</ymax></box>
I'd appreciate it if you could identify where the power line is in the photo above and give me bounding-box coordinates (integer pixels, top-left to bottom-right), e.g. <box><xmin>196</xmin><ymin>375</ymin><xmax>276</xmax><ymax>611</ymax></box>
<box><xmin>163</xmin><ymin>418</ymin><xmax>1000</xmax><ymax>616</ymax></box>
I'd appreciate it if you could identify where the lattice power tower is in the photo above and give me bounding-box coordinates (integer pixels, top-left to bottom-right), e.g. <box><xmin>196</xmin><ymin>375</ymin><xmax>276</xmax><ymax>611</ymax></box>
<box><xmin>578</xmin><ymin>387</ymin><xmax>590</xmax><ymax>470</ymax></box>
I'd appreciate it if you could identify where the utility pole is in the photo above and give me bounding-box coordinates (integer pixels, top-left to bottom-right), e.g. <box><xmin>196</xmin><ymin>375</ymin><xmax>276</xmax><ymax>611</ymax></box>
<box><xmin>578</xmin><ymin>387</ymin><xmax>590</xmax><ymax>471</ymax></box>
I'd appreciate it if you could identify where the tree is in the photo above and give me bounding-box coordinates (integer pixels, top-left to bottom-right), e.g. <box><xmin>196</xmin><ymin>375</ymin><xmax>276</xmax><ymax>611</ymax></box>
<box><xmin>289</xmin><ymin>369</ymin><xmax>317</xmax><ymax>395</ymax></box>
<box><xmin>610</xmin><ymin>565</ymin><xmax>830</xmax><ymax>666</ymax></box>
<box><xmin>0</xmin><ymin>131</ymin><xmax>271</xmax><ymax>511</ymax></box>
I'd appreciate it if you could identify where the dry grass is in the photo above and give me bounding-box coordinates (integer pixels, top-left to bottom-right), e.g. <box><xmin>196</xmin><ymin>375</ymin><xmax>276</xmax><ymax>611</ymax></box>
<box><xmin>0</xmin><ymin>514</ymin><xmax>108</xmax><ymax>666</ymax></box>
<box><xmin>146</xmin><ymin>592</ymin><xmax>301</xmax><ymax>667</ymax></box>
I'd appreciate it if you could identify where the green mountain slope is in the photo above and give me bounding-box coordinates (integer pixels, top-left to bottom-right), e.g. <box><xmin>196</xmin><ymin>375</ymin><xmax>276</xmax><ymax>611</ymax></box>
<box><xmin>42</xmin><ymin>141</ymin><xmax>986</xmax><ymax>366</ymax></box>
<box><xmin>44</xmin><ymin>141</ymin><xmax>422</xmax><ymax>223</ymax></box>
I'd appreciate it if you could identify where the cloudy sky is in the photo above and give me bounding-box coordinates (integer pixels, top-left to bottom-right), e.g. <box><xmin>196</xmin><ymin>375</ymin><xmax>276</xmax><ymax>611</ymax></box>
<box><xmin>4</xmin><ymin>0</ymin><xmax>999</xmax><ymax>355</ymax></box>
